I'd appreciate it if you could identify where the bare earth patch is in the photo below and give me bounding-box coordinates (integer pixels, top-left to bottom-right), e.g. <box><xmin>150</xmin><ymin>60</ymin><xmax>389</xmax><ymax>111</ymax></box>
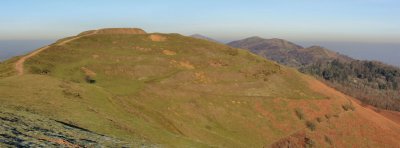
<box><xmin>169</xmin><ymin>60</ymin><xmax>195</xmax><ymax>70</ymax></box>
<box><xmin>41</xmin><ymin>137</ymin><xmax>79</xmax><ymax>148</ymax></box>
<box><xmin>81</xmin><ymin>67</ymin><xmax>96</xmax><ymax>76</ymax></box>
<box><xmin>179</xmin><ymin>61</ymin><xmax>195</xmax><ymax>69</ymax></box>
<box><xmin>162</xmin><ymin>50</ymin><xmax>176</xmax><ymax>55</ymax></box>
<box><xmin>149</xmin><ymin>34</ymin><xmax>167</xmax><ymax>42</ymax></box>
<box><xmin>194</xmin><ymin>72</ymin><xmax>211</xmax><ymax>83</ymax></box>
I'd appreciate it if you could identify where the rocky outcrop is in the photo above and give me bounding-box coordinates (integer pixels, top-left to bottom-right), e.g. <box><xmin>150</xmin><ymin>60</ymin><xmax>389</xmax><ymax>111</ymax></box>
<box><xmin>0</xmin><ymin>107</ymin><xmax>148</xmax><ymax>147</ymax></box>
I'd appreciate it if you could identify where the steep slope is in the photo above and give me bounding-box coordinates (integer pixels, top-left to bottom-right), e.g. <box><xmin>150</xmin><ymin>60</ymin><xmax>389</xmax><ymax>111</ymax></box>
<box><xmin>190</xmin><ymin>34</ymin><xmax>220</xmax><ymax>43</ymax></box>
<box><xmin>0</xmin><ymin>28</ymin><xmax>400</xmax><ymax>147</ymax></box>
<box><xmin>228</xmin><ymin>37</ymin><xmax>400</xmax><ymax>112</ymax></box>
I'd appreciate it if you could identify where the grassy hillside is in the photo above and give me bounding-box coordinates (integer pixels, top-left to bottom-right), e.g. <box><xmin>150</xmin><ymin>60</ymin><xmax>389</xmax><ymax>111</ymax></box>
<box><xmin>1</xmin><ymin>28</ymin><xmax>400</xmax><ymax>147</ymax></box>
<box><xmin>228</xmin><ymin>37</ymin><xmax>400</xmax><ymax>112</ymax></box>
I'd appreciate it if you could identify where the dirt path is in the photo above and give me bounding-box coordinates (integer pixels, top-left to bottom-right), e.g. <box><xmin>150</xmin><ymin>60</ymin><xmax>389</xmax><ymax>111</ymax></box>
<box><xmin>15</xmin><ymin>31</ymin><xmax>98</xmax><ymax>76</ymax></box>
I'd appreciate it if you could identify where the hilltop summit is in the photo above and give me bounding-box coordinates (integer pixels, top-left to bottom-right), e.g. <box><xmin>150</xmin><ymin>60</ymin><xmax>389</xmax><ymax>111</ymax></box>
<box><xmin>78</xmin><ymin>28</ymin><xmax>147</xmax><ymax>36</ymax></box>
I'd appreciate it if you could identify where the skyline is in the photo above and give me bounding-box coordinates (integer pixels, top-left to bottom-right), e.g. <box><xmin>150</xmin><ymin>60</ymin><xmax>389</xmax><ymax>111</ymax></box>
<box><xmin>1</xmin><ymin>0</ymin><xmax>400</xmax><ymax>43</ymax></box>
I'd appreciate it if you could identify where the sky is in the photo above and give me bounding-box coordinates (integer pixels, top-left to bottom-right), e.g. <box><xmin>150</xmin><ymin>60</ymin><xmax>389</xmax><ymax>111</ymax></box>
<box><xmin>1</xmin><ymin>0</ymin><xmax>400</xmax><ymax>43</ymax></box>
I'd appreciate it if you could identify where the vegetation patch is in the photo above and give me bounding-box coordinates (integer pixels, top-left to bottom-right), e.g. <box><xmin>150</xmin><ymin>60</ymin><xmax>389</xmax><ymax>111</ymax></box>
<box><xmin>305</xmin><ymin>120</ymin><xmax>316</xmax><ymax>131</ymax></box>
<box><xmin>225</xmin><ymin>48</ymin><xmax>239</xmax><ymax>56</ymax></box>
<box><xmin>305</xmin><ymin>136</ymin><xmax>315</xmax><ymax>148</ymax></box>
<box><xmin>324</xmin><ymin>114</ymin><xmax>332</xmax><ymax>120</ymax></box>
<box><xmin>302</xmin><ymin>60</ymin><xmax>400</xmax><ymax>111</ymax></box>
<box><xmin>271</xmin><ymin>132</ymin><xmax>314</xmax><ymax>148</ymax></box>
<box><xmin>85</xmin><ymin>76</ymin><xmax>96</xmax><ymax>84</ymax></box>
<box><xmin>342</xmin><ymin>103</ymin><xmax>355</xmax><ymax>111</ymax></box>
<box><xmin>324</xmin><ymin>135</ymin><xmax>333</xmax><ymax>146</ymax></box>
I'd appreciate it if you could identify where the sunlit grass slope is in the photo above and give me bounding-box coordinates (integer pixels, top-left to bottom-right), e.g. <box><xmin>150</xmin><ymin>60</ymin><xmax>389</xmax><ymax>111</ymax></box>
<box><xmin>0</xmin><ymin>28</ymin><xmax>399</xmax><ymax>147</ymax></box>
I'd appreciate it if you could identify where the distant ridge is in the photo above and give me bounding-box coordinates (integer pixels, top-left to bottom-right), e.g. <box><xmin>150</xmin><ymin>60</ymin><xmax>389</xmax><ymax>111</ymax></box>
<box><xmin>190</xmin><ymin>34</ymin><xmax>219</xmax><ymax>43</ymax></box>
<box><xmin>228</xmin><ymin>36</ymin><xmax>303</xmax><ymax>51</ymax></box>
<box><xmin>228</xmin><ymin>36</ymin><xmax>351</xmax><ymax>68</ymax></box>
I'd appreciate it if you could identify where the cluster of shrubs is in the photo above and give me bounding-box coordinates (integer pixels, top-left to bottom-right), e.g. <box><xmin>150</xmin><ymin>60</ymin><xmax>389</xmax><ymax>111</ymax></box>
<box><xmin>301</xmin><ymin>59</ymin><xmax>400</xmax><ymax>111</ymax></box>
<box><xmin>85</xmin><ymin>76</ymin><xmax>96</xmax><ymax>84</ymax></box>
<box><xmin>294</xmin><ymin>108</ymin><xmax>317</xmax><ymax>131</ymax></box>
<box><xmin>305</xmin><ymin>135</ymin><xmax>315</xmax><ymax>148</ymax></box>
<box><xmin>305</xmin><ymin>121</ymin><xmax>316</xmax><ymax>131</ymax></box>
<box><xmin>225</xmin><ymin>48</ymin><xmax>239</xmax><ymax>56</ymax></box>
<box><xmin>290</xmin><ymin>109</ymin><xmax>340</xmax><ymax>146</ymax></box>
<box><xmin>324</xmin><ymin>114</ymin><xmax>332</xmax><ymax>120</ymax></box>
<box><xmin>324</xmin><ymin>135</ymin><xmax>333</xmax><ymax>146</ymax></box>
<box><xmin>342</xmin><ymin>103</ymin><xmax>355</xmax><ymax>111</ymax></box>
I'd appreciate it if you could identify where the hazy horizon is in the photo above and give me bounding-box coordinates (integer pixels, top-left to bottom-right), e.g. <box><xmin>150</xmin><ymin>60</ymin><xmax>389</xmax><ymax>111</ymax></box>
<box><xmin>1</xmin><ymin>0</ymin><xmax>399</xmax><ymax>44</ymax></box>
<box><xmin>0</xmin><ymin>40</ymin><xmax>54</xmax><ymax>61</ymax></box>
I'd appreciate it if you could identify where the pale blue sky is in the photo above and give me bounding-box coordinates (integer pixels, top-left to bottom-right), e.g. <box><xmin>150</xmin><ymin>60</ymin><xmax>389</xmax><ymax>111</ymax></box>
<box><xmin>1</xmin><ymin>0</ymin><xmax>399</xmax><ymax>43</ymax></box>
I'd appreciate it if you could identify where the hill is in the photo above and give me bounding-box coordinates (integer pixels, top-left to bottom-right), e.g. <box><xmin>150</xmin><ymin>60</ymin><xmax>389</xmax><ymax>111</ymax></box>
<box><xmin>228</xmin><ymin>37</ymin><xmax>351</xmax><ymax>68</ymax></box>
<box><xmin>227</xmin><ymin>36</ymin><xmax>303</xmax><ymax>52</ymax></box>
<box><xmin>0</xmin><ymin>28</ymin><xmax>400</xmax><ymax>147</ymax></box>
<box><xmin>228</xmin><ymin>37</ymin><xmax>400</xmax><ymax>112</ymax></box>
<box><xmin>190</xmin><ymin>34</ymin><xmax>220</xmax><ymax>43</ymax></box>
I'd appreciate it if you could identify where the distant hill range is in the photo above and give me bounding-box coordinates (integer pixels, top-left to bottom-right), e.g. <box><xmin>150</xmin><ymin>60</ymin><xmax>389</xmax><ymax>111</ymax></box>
<box><xmin>190</xmin><ymin>34</ymin><xmax>220</xmax><ymax>43</ymax></box>
<box><xmin>229</xmin><ymin>36</ymin><xmax>400</xmax><ymax>111</ymax></box>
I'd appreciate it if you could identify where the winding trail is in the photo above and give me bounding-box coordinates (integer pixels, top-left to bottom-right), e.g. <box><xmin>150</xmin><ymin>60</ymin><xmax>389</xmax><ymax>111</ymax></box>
<box><xmin>15</xmin><ymin>31</ymin><xmax>98</xmax><ymax>76</ymax></box>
